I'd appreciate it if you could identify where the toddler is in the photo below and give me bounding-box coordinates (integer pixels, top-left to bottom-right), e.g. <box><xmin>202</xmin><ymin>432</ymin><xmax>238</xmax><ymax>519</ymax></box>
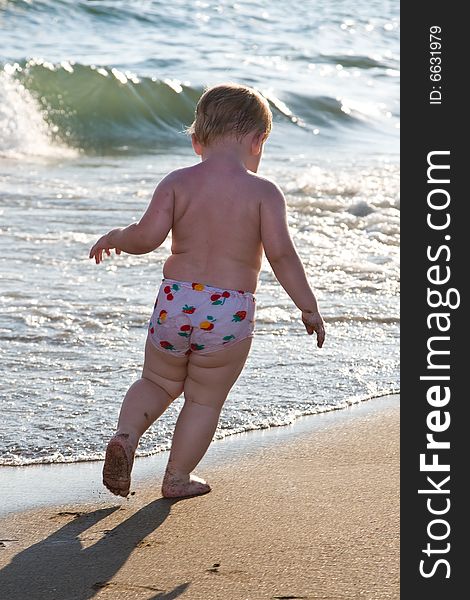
<box><xmin>89</xmin><ymin>83</ymin><xmax>325</xmax><ymax>499</ymax></box>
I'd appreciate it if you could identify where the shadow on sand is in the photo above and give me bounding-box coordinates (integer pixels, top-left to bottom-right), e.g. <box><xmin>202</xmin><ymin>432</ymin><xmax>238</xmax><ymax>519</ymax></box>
<box><xmin>0</xmin><ymin>498</ymin><xmax>190</xmax><ymax>599</ymax></box>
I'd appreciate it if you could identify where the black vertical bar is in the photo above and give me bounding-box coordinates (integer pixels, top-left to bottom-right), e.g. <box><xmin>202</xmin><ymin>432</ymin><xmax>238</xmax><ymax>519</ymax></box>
<box><xmin>401</xmin><ymin>3</ymin><xmax>465</xmax><ymax>596</ymax></box>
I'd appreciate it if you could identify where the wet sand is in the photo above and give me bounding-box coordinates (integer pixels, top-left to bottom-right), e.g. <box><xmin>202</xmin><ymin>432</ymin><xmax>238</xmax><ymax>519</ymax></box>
<box><xmin>0</xmin><ymin>396</ymin><xmax>399</xmax><ymax>599</ymax></box>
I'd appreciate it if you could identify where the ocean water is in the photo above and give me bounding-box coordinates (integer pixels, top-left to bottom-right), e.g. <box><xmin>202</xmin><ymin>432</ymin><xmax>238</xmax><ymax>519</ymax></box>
<box><xmin>0</xmin><ymin>0</ymin><xmax>399</xmax><ymax>466</ymax></box>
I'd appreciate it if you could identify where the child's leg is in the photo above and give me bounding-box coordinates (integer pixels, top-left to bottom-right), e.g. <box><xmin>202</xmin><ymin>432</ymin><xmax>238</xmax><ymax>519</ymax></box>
<box><xmin>103</xmin><ymin>337</ymin><xmax>188</xmax><ymax>497</ymax></box>
<box><xmin>162</xmin><ymin>337</ymin><xmax>252</xmax><ymax>498</ymax></box>
<box><xmin>116</xmin><ymin>338</ymin><xmax>188</xmax><ymax>445</ymax></box>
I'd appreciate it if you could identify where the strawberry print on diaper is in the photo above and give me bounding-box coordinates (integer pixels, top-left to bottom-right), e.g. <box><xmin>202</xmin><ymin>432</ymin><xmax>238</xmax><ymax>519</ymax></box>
<box><xmin>182</xmin><ymin>304</ymin><xmax>196</xmax><ymax>314</ymax></box>
<box><xmin>191</xmin><ymin>343</ymin><xmax>205</xmax><ymax>351</ymax></box>
<box><xmin>232</xmin><ymin>311</ymin><xmax>247</xmax><ymax>322</ymax></box>
<box><xmin>178</xmin><ymin>324</ymin><xmax>191</xmax><ymax>338</ymax></box>
<box><xmin>148</xmin><ymin>279</ymin><xmax>255</xmax><ymax>356</ymax></box>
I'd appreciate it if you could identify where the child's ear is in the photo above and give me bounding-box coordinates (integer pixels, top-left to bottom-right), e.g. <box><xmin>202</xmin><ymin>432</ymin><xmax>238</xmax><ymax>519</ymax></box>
<box><xmin>191</xmin><ymin>134</ymin><xmax>203</xmax><ymax>156</ymax></box>
<box><xmin>251</xmin><ymin>131</ymin><xmax>266</xmax><ymax>156</ymax></box>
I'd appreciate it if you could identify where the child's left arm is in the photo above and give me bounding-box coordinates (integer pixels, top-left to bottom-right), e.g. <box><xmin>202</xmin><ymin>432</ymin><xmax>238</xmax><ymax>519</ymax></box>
<box><xmin>89</xmin><ymin>175</ymin><xmax>174</xmax><ymax>264</ymax></box>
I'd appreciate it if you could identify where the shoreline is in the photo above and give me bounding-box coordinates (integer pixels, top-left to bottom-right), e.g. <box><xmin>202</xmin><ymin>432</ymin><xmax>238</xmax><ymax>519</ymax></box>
<box><xmin>0</xmin><ymin>394</ymin><xmax>398</xmax><ymax>518</ymax></box>
<box><xmin>0</xmin><ymin>394</ymin><xmax>399</xmax><ymax>599</ymax></box>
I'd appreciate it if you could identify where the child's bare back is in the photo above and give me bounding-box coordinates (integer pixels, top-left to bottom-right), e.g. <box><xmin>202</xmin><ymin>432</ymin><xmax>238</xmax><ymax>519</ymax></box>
<box><xmin>89</xmin><ymin>83</ymin><xmax>325</xmax><ymax>500</ymax></box>
<box><xmin>163</xmin><ymin>160</ymin><xmax>269</xmax><ymax>293</ymax></box>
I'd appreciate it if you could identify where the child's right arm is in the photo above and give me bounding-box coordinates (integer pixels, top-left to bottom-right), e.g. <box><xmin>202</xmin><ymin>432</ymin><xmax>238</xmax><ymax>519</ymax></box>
<box><xmin>89</xmin><ymin>174</ymin><xmax>175</xmax><ymax>264</ymax></box>
<box><xmin>260</xmin><ymin>182</ymin><xmax>325</xmax><ymax>348</ymax></box>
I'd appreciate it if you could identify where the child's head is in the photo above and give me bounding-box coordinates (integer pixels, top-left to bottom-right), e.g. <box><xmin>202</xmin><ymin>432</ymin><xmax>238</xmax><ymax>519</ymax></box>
<box><xmin>187</xmin><ymin>83</ymin><xmax>272</xmax><ymax>147</ymax></box>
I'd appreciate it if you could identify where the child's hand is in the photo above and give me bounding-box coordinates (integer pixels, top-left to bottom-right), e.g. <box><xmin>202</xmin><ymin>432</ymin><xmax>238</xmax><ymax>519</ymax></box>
<box><xmin>89</xmin><ymin>231</ymin><xmax>122</xmax><ymax>264</ymax></box>
<box><xmin>301</xmin><ymin>310</ymin><xmax>325</xmax><ymax>348</ymax></box>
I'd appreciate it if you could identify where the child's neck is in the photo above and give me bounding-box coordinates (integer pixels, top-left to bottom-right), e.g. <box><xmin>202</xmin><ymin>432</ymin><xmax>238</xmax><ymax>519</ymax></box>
<box><xmin>201</xmin><ymin>141</ymin><xmax>249</xmax><ymax>171</ymax></box>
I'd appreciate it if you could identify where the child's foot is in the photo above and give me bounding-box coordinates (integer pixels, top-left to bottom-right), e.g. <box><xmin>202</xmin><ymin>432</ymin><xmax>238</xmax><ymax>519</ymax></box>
<box><xmin>161</xmin><ymin>469</ymin><xmax>211</xmax><ymax>499</ymax></box>
<box><xmin>103</xmin><ymin>433</ymin><xmax>136</xmax><ymax>497</ymax></box>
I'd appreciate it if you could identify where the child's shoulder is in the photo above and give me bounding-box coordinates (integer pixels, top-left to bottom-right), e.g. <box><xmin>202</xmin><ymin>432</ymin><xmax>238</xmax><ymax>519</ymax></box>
<box><xmin>162</xmin><ymin>165</ymin><xmax>196</xmax><ymax>183</ymax></box>
<box><xmin>152</xmin><ymin>165</ymin><xmax>198</xmax><ymax>195</ymax></box>
<box><xmin>247</xmin><ymin>171</ymin><xmax>281</xmax><ymax>189</ymax></box>
<box><xmin>246</xmin><ymin>172</ymin><xmax>284</xmax><ymax>204</ymax></box>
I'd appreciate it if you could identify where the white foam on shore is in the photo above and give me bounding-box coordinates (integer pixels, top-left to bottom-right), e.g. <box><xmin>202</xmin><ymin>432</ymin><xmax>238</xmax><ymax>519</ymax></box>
<box><xmin>0</xmin><ymin>395</ymin><xmax>399</xmax><ymax>518</ymax></box>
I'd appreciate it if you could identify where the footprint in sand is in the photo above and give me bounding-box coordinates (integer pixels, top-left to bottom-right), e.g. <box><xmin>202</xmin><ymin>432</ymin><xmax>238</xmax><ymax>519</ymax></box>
<box><xmin>0</xmin><ymin>539</ymin><xmax>18</xmax><ymax>548</ymax></box>
<box><xmin>92</xmin><ymin>581</ymin><xmax>163</xmax><ymax>592</ymax></box>
<box><xmin>49</xmin><ymin>511</ymin><xmax>83</xmax><ymax>521</ymax></box>
<box><xmin>135</xmin><ymin>539</ymin><xmax>166</xmax><ymax>548</ymax></box>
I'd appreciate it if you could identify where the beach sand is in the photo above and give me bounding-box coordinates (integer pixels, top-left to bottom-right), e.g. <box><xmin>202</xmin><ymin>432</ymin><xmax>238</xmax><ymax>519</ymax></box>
<box><xmin>0</xmin><ymin>396</ymin><xmax>399</xmax><ymax>599</ymax></box>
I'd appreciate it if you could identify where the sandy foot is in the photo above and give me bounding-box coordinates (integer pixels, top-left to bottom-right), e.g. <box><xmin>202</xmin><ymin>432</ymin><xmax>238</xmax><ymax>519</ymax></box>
<box><xmin>161</xmin><ymin>471</ymin><xmax>211</xmax><ymax>499</ymax></box>
<box><xmin>102</xmin><ymin>433</ymin><xmax>136</xmax><ymax>497</ymax></box>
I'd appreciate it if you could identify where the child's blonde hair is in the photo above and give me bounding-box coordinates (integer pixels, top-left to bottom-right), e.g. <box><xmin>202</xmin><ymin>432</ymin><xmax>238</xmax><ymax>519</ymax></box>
<box><xmin>187</xmin><ymin>83</ymin><xmax>272</xmax><ymax>146</ymax></box>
